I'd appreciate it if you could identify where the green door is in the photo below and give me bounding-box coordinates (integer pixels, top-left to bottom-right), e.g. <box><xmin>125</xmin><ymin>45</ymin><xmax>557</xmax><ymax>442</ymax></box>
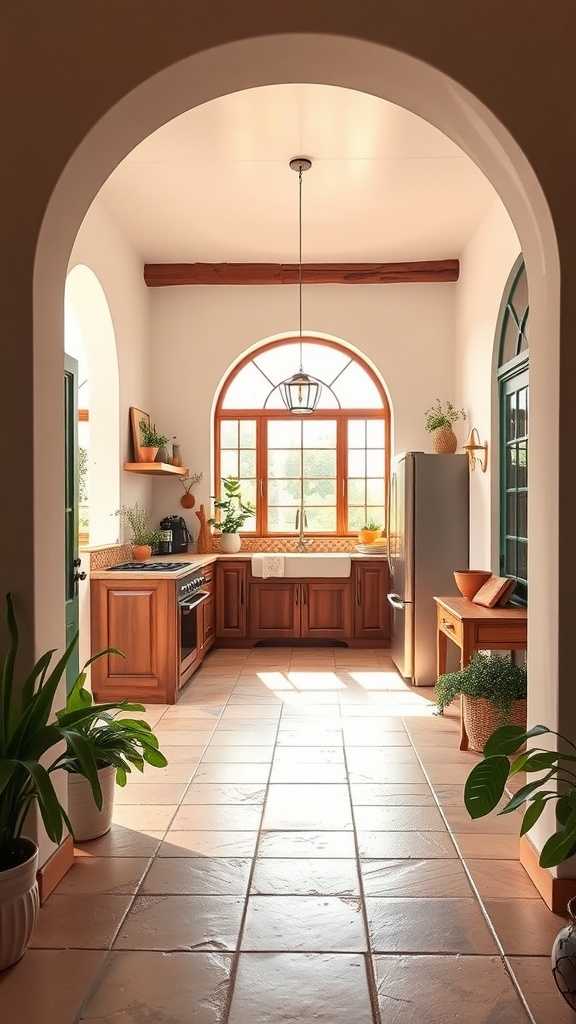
<box><xmin>500</xmin><ymin>366</ymin><xmax>528</xmax><ymax>604</ymax></box>
<box><xmin>64</xmin><ymin>355</ymin><xmax>81</xmax><ymax>690</ymax></box>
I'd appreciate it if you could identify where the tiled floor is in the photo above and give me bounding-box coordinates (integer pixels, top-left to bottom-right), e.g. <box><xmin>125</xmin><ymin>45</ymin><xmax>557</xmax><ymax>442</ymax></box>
<box><xmin>0</xmin><ymin>646</ymin><xmax>572</xmax><ymax>1023</ymax></box>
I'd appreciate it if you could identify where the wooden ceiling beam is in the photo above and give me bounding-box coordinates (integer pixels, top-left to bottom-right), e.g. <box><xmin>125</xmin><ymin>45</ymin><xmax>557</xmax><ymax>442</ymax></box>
<box><xmin>143</xmin><ymin>259</ymin><xmax>459</xmax><ymax>287</ymax></box>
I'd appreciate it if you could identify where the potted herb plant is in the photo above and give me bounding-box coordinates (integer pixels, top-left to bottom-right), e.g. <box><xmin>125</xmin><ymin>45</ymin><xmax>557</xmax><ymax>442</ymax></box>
<box><xmin>425</xmin><ymin>399</ymin><xmax>466</xmax><ymax>454</ymax></box>
<box><xmin>115</xmin><ymin>503</ymin><xmax>162</xmax><ymax>561</ymax></box>
<box><xmin>209</xmin><ymin>476</ymin><xmax>255</xmax><ymax>553</ymax></box>
<box><xmin>139</xmin><ymin>418</ymin><xmax>169</xmax><ymax>463</ymax></box>
<box><xmin>464</xmin><ymin>723</ymin><xmax>576</xmax><ymax>1011</ymax></box>
<box><xmin>0</xmin><ymin>594</ymin><xmax>120</xmax><ymax>970</ymax></box>
<box><xmin>59</xmin><ymin>673</ymin><xmax>167</xmax><ymax>840</ymax></box>
<box><xmin>359</xmin><ymin>519</ymin><xmax>381</xmax><ymax>545</ymax></box>
<box><xmin>435</xmin><ymin>652</ymin><xmax>527</xmax><ymax>752</ymax></box>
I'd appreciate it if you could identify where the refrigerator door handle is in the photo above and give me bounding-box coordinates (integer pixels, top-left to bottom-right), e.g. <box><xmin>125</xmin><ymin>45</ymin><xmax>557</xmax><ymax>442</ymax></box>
<box><xmin>387</xmin><ymin>592</ymin><xmax>406</xmax><ymax>611</ymax></box>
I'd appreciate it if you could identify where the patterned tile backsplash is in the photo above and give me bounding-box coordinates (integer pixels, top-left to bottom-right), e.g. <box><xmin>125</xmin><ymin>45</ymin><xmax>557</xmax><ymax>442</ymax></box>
<box><xmin>89</xmin><ymin>544</ymin><xmax>133</xmax><ymax>570</ymax></box>
<box><xmin>89</xmin><ymin>537</ymin><xmax>357</xmax><ymax>568</ymax></box>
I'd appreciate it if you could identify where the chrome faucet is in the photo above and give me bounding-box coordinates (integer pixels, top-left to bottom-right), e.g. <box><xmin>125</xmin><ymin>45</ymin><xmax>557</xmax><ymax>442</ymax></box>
<box><xmin>295</xmin><ymin>507</ymin><xmax>310</xmax><ymax>551</ymax></box>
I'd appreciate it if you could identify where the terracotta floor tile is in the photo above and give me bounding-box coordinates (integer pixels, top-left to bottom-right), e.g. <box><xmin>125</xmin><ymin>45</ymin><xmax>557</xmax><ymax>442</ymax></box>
<box><xmin>276</xmin><ymin>729</ymin><xmax>344</xmax><ymax>746</ymax></box>
<box><xmin>431</xmin><ymin>783</ymin><xmax>465</xmax><ymax>806</ymax></box>
<box><xmin>510</xmin><ymin>956</ymin><xmax>576</xmax><ymax>1024</ymax></box>
<box><xmin>171</xmin><ymin>804</ymin><xmax>263</xmax><ymax>830</ymax></box>
<box><xmin>258</xmin><ymin>830</ymin><xmax>357</xmax><ymax>859</ymax></box>
<box><xmin>183</xmin><ymin>782</ymin><xmax>266</xmax><ymax>804</ymax></box>
<box><xmin>343</xmin><ymin>728</ymin><xmax>411</xmax><ymax>746</ymax></box>
<box><xmin>114</xmin><ymin>895</ymin><xmax>244</xmax><ymax>951</ymax></box>
<box><xmin>263</xmin><ymin>784</ymin><xmax>353</xmax><ymax>831</ymax></box>
<box><xmin>466</xmin><ymin>859</ymin><xmax>539</xmax><ymax>898</ymax></box>
<box><xmin>0</xmin><ymin>950</ymin><xmax>105</xmax><ymax>1024</ymax></box>
<box><xmin>374</xmin><ymin>954</ymin><xmax>529</xmax><ymax>1022</ymax></box>
<box><xmin>30</xmin><ymin>894</ymin><xmax>132</xmax><ymax>950</ymax></box>
<box><xmin>366</xmin><ymin>896</ymin><xmax>496</xmax><ymax>953</ymax></box>
<box><xmin>361</xmin><ymin>858</ymin><xmax>472</xmax><ymax>897</ymax></box>
<box><xmin>358</xmin><ymin>830</ymin><xmax>458</xmax><ymax>859</ymax></box>
<box><xmin>347</xmin><ymin>764</ymin><xmax>426</xmax><ymax>784</ymax></box>
<box><xmin>201</xmin><ymin>745</ymin><xmax>274</xmax><ymax>763</ymax></box>
<box><xmin>270</xmin><ymin>763</ymin><xmax>348</xmax><ymax>783</ymax></box>
<box><xmin>484</xmin><ymin>899</ymin><xmax>568</xmax><ymax>955</ymax></box>
<box><xmin>155</xmin><ymin>730</ymin><xmax>214</xmax><ymax>747</ymax></box>
<box><xmin>193</xmin><ymin>763</ymin><xmax>270</xmax><ymax>784</ymax></box>
<box><xmin>417</xmin><ymin>747</ymin><xmax>482</xmax><ymax>765</ymax></box>
<box><xmin>157</xmin><ymin>745</ymin><xmax>207</xmax><ymax>763</ymax></box>
<box><xmin>425</xmin><ymin>764</ymin><xmax>481</xmax><ymax>784</ymax></box>
<box><xmin>210</xmin><ymin>728</ymin><xmax>277</xmax><ymax>745</ymax></box>
<box><xmin>228</xmin><ymin>952</ymin><xmax>373</xmax><ymax>1024</ymax></box>
<box><xmin>112</xmin><ymin>805</ymin><xmax>177</xmax><ymax>831</ymax></box>
<box><xmin>161</xmin><ymin>705</ymin><xmax>223</xmax><ymax>719</ymax></box>
<box><xmin>156</xmin><ymin>716</ymin><xmax>218</xmax><ymax>730</ymax></box>
<box><xmin>79</xmin><ymin>950</ymin><xmax>232</xmax><ymax>1023</ymax></box>
<box><xmin>453</xmin><ymin>833</ymin><xmax>521</xmax><ymax>859</ymax></box>
<box><xmin>346</xmin><ymin>748</ymin><xmax>418</xmax><ymax>767</ymax></box>
<box><xmin>74</xmin><ymin>825</ymin><xmax>164</xmax><ymax>858</ymax></box>
<box><xmin>220</xmin><ymin>706</ymin><xmax>281</xmax><ymax>719</ymax></box>
<box><xmin>444</xmin><ymin>806</ymin><xmax>523</xmax><ymax>834</ymax></box>
<box><xmin>160</xmin><ymin>831</ymin><xmax>259</xmax><ymax>858</ymax></box>
<box><xmin>350</xmin><ymin>783</ymin><xmax>434</xmax><ymax>806</ymax></box>
<box><xmin>272</xmin><ymin>746</ymin><xmax>344</xmax><ymax>765</ymax></box>
<box><xmin>353</xmin><ymin>805</ymin><xmax>446</xmax><ymax>831</ymax></box>
<box><xmin>141</xmin><ymin>857</ymin><xmax>252</xmax><ymax>895</ymax></box>
<box><xmin>241</xmin><ymin>895</ymin><xmax>367</xmax><ymax>952</ymax></box>
<box><xmin>56</xmin><ymin>857</ymin><xmax>151</xmax><ymax>895</ymax></box>
<box><xmin>115</xmin><ymin>782</ymin><xmax>188</xmax><ymax>804</ymax></box>
<box><xmin>251</xmin><ymin>858</ymin><xmax>360</xmax><ymax>896</ymax></box>
<box><xmin>341</xmin><ymin>715</ymin><xmax>407</xmax><ymax>731</ymax></box>
<box><xmin>129</xmin><ymin>763</ymin><xmax>199</xmax><ymax>783</ymax></box>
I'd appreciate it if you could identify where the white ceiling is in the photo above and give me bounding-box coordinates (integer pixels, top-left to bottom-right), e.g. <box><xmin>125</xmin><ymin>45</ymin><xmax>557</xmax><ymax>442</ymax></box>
<box><xmin>99</xmin><ymin>84</ymin><xmax>498</xmax><ymax>263</ymax></box>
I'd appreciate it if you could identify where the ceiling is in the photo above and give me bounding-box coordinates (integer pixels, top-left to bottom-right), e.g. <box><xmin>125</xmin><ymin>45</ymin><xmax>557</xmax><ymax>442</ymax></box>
<box><xmin>99</xmin><ymin>84</ymin><xmax>499</xmax><ymax>263</ymax></box>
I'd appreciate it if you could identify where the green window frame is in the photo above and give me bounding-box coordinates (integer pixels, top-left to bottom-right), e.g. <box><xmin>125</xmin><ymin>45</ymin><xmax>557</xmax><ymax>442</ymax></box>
<box><xmin>497</xmin><ymin>257</ymin><xmax>529</xmax><ymax>605</ymax></box>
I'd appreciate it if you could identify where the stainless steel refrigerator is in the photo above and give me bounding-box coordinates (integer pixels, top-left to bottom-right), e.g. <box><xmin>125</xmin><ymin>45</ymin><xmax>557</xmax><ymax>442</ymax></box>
<box><xmin>387</xmin><ymin>452</ymin><xmax>469</xmax><ymax>686</ymax></box>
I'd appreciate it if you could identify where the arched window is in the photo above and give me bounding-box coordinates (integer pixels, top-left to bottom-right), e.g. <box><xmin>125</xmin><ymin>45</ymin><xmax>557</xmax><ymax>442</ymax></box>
<box><xmin>215</xmin><ymin>338</ymin><xmax>390</xmax><ymax>536</ymax></box>
<box><xmin>497</xmin><ymin>257</ymin><xmax>529</xmax><ymax>604</ymax></box>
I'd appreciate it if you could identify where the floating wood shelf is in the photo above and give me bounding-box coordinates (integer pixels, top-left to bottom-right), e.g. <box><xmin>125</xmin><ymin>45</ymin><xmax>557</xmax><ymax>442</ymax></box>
<box><xmin>123</xmin><ymin>462</ymin><xmax>188</xmax><ymax>477</ymax></box>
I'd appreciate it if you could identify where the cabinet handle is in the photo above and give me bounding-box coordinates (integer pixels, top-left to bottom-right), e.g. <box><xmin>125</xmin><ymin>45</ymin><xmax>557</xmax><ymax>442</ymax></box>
<box><xmin>356</xmin><ymin>578</ymin><xmax>361</xmax><ymax>606</ymax></box>
<box><xmin>295</xmin><ymin>584</ymin><xmax>299</xmax><ymax>605</ymax></box>
<box><xmin>302</xmin><ymin>584</ymin><xmax>307</xmax><ymax>606</ymax></box>
<box><xmin>240</xmin><ymin>578</ymin><xmax>245</xmax><ymax>605</ymax></box>
<box><xmin>442</xmin><ymin>619</ymin><xmax>455</xmax><ymax>632</ymax></box>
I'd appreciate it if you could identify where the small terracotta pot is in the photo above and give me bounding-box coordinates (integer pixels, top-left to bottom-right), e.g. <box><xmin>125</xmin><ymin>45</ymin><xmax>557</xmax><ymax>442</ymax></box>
<box><xmin>0</xmin><ymin>838</ymin><xmax>39</xmax><ymax>970</ymax></box>
<box><xmin>454</xmin><ymin>569</ymin><xmax>492</xmax><ymax>600</ymax></box>
<box><xmin>220</xmin><ymin>533</ymin><xmax>241</xmax><ymax>554</ymax></box>
<box><xmin>180</xmin><ymin>493</ymin><xmax>195</xmax><ymax>509</ymax></box>
<box><xmin>68</xmin><ymin>765</ymin><xmax>116</xmax><ymax>841</ymax></box>
<box><xmin>359</xmin><ymin>528</ymin><xmax>381</xmax><ymax>545</ymax></box>
<box><xmin>132</xmin><ymin>544</ymin><xmax>152</xmax><ymax>562</ymax></box>
<box><xmin>432</xmin><ymin>425</ymin><xmax>458</xmax><ymax>454</ymax></box>
<box><xmin>140</xmin><ymin>446</ymin><xmax>159</xmax><ymax>462</ymax></box>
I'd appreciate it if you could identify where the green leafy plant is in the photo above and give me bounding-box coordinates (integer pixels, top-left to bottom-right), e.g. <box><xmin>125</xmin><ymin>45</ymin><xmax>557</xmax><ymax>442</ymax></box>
<box><xmin>464</xmin><ymin>723</ymin><xmax>576</xmax><ymax>868</ymax></box>
<box><xmin>58</xmin><ymin>674</ymin><xmax>167</xmax><ymax>786</ymax></box>
<box><xmin>115</xmin><ymin>503</ymin><xmax>159</xmax><ymax>547</ymax></box>
<box><xmin>209</xmin><ymin>477</ymin><xmax>255</xmax><ymax>534</ymax></box>
<box><xmin>362</xmin><ymin>520</ymin><xmax>381</xmax><ymax>531</ymax></box>
<box><xmin>139</xmin><ymin>419</ymin><xmax>169</xmax><ymax>448</ymax></box>
<box><xmin>435</xmin><ymin>652</ymin><xmax>526</xmax><ymax>715</ymax></box>
<box><xmin>0</xmin><ymin>594</ymin><xmax>126</xmax><ymax>868</ymax></box>
<box><xmin>425</xmin><ymin>399</ymin><xmax>466</xmax><ymax>433</ymax></box>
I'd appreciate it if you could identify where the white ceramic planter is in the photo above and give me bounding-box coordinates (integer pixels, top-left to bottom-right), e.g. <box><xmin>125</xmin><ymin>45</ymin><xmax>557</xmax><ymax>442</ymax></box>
<box><xmin>0</xmin><ymin>839</ymin><xmax>39</xmax><ymax>971</ymax></box>
<box><xmin>68</xmin><ymin>764</ymin><xmax>116</xmax><ymax>841</ymax></box>
<box><xmin>220</xmin><ymin>533</ymin><xmax>241</xmax><ymax>554</ymax></box>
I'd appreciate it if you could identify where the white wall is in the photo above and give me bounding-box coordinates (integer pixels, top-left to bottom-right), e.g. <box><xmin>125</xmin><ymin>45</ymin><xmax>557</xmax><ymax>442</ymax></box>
<box><xmin>148</xmin><ymin>283</ymin><xmax>457</xmax><ymax>532</ymax></box>
<box><xmin>454</xmin><ymin>197</ymin><xmax>520</xmax><ymax>568</ymax></box>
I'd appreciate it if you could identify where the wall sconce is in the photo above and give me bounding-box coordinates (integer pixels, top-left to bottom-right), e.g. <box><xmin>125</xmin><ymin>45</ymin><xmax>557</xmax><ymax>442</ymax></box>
<box><xmin>463</xmin><ymin>428</ymin><xmax>488</xmax><ymax>472</ymax></box>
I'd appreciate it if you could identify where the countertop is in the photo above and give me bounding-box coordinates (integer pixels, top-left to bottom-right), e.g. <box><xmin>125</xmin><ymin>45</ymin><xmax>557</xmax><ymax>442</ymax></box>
<box><xmin>91</xmin><ymin>550</ymin><xmax>388</xmax><ymax>580</ymax></box>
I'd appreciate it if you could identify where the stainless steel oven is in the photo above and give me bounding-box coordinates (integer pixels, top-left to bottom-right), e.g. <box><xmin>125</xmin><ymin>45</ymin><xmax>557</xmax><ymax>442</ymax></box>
<box><xmin>177</xmin><ymin>572</ymin><xmax>210</xmax><ymax>677</ymax></box>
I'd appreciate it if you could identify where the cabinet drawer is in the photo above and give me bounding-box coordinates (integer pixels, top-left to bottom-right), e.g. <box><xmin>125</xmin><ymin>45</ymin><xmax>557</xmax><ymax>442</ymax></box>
<box><xmin>475</xmin><ymin>623</ymin><xmax>527</xmax><ymax>646</ymax></box>
<box><xmin>438</xmin><ymin>607</ymin><xmax>462</xmax><ymax>644</ymax></box>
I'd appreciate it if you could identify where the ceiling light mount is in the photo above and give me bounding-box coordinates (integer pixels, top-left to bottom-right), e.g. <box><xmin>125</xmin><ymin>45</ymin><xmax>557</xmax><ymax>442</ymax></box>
<box><xmin>289</xmin><ymin>156</ymin><xmax>312</xmax><ymax>174</ymax></box>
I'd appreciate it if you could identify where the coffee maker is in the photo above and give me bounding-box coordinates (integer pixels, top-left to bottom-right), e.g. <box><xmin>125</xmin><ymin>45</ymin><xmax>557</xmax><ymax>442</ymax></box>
<box><xmin>159</xmin><ymin>515</ymin><xmax>192</xmax><ymax>554</ymax></box>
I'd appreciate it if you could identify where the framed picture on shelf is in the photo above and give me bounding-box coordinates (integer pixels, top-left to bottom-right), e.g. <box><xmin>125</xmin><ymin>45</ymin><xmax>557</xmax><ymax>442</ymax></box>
<box><xmin>129</xmin><ymin>407</ymin><xmax>150</xmax><ymax>463</ymax></box>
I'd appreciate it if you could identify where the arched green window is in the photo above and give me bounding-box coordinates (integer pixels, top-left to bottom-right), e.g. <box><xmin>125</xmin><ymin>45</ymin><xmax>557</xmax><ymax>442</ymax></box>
<box><xmin>497</xmin><ymin>257</ymin><xmax>529</xmax><ymax>604</ymax></box>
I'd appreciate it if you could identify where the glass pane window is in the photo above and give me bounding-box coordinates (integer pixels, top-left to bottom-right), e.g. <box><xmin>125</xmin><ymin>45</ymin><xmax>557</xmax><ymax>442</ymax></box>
<box><xmin>219</xmin><ymin>418</ymin><xmax>257</xmax><ymax>531</ymax></box>
<box><xmin>500</xmin><ymin>369</ymin><xmax>528</xmax><ymax>602</ymax></box>
<box><xmin>347</xmin><ymin>419</ymin><xmax>386</xmax><ymax>532</ymax></box>
<box><xmin>267</xmin><ymin>419</ymin><xmax>337</xmax><ymax>533</ymax></box>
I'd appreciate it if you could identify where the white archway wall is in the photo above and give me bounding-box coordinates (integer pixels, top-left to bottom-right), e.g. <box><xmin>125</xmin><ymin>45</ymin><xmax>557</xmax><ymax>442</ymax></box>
<box><xmin>31</xmin><ymin>35</ymin><xmax>560</xmax><ymax>865</ymax></box>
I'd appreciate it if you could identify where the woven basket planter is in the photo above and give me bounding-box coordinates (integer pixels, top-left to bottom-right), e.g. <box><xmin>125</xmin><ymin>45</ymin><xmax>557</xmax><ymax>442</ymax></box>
<box><xmin>431</xmin><ymin>425</ymin><xmax>458</xmax><ymax>454</ymax></box>
<box><xmin>462</xmin><ymin>695</ymin><xmax>527</xmax><ymax>753</ymax></box>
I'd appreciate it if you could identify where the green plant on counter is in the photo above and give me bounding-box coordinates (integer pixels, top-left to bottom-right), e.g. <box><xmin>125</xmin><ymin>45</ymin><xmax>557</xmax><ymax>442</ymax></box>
<box><xmin>209</xmin><ymin>477</ymin><xmax>255</xmax><ymax>534</ymax></box>
<box><xmin>0</xmin><ymin>594</ymin><xmax>127</xmax><ymax>868</ymax></box>
<box><xmin>465</xmin><ymin>723</ymin><xmax>576</xmax><ymax>868</ymax></box>
<box><xmin>435</xmin><ymin>652</ymin><xmax>527</xmax><ymax>716</ymax></box>
<box><xmin>58</xmin><ymin>673</ymin><xmax>167</xmax><ymax>786</ymax></box>
<box><xmin>139</xmin><ymin>419</ymin><xmax>169</xmax><ymax>448</ymax></box>
<box><xmin>115</xmin><ymin>503</ymin><xmax>159</xmax><ymax>547</ymax></box>
<box><xmin>363</xmin><ymin>519</ymin><xmax>381</xmax><ymax>531</ymax></box>
<box><xmin>424</xmin><ymin>399</ymin><xmax>466</xmax><ymax>432</ymax></box>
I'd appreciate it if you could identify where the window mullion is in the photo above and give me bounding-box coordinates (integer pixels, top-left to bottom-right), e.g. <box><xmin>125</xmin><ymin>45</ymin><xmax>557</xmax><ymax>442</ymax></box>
<box><xmin>337</xmin><ymin>417</ymin><xmax>347</xmax><ymax>535</ymax></box>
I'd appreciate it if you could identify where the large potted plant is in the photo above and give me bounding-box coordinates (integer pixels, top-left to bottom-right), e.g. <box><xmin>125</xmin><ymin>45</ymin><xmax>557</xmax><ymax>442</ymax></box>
<box><xmin>435</xmin><ymin>652</ymin><xmax>527</xmax><ymax>752</ymax></box>
<box><xmin>0</xmin><ymin>595</ymin><xmax>120</xmax><ymax>970</ymax></box>
<box><xmin>425</xmin><ymin>399</ymin><xmax>466</xmax><ymax>454</ymax></box>
<box><xmin>60</xmin><ymin>673</ymin><xmax>167</xmax><ymax>840</ymax></box>
<box><xmin>115</xmin><ymin>503</ymin><xmax>162</xmax><ymax>561</ymax></box>
<box><xmin>209</xmin><ymin>476</ymin><xmax>255</xmax><ymax>553</ymax></box>
<box><xmin>139</xmin><ymin>419</ymin><xmax>169</xmax><ymax>463</ymax></box>
<box><xmin>464</xmin><ymin>723</ymin><xmax>576</xmax><ymax>1011</ymax></box>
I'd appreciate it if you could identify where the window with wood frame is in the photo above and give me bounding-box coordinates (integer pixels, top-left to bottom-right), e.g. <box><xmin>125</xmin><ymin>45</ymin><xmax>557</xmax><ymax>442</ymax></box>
<box><xmin>215</xmin><ymin>339</ymin><xmax>390</xmax><ymax>536</ymax></box>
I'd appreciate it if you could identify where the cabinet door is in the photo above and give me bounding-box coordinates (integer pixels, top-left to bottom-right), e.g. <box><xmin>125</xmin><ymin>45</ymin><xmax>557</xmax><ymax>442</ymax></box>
<box><xmin>202</xmin><ymin>595</ymin><xmax>216</xmax><ymax>650</ymax></box>
<box><xmin>300</xmin><ymin>580</ymin><xmax>352</xmax><ymax>640</ymax></box>
<box><xmin>249</xmin><ymin>581</ymin><xmax>301</xmax><ymax>639</ymax></box>
<box><xmin>216</xmin><ymin>561</ymin><xmax>248</xmax><ymax>638</ymax></box>
<box><xmin>353</xmin><ymin>562</ymin><xmax>390</xmax><ymax>642</ymax></box>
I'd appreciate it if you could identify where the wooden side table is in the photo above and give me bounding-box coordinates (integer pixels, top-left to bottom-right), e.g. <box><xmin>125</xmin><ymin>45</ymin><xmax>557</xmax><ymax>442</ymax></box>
<box><xmin>434</xmin><ymin>595</ymin><xmax>527</xmax><ymax>750</ymax></box>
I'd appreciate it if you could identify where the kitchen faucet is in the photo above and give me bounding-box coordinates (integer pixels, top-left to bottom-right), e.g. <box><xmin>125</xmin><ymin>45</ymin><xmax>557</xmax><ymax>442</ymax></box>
<box><xmin>295</xmin><ymin>507</ymin><xmax>310</xmax><ymax>551</ymax></box>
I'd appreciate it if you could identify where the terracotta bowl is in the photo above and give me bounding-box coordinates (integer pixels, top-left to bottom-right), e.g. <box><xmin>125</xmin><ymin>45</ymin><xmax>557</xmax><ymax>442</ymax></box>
<box><xmin>453</xmin><ymin>569</ymin><xmax>491</xmax><ymax>600</ymax></box>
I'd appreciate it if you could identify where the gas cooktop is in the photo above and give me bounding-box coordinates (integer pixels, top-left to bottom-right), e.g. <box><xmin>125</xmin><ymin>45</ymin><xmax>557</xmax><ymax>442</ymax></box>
<box><xmin>108</xmin><ymin>562</ymin><xmax>192</xmax><ymax>572</ymax></box>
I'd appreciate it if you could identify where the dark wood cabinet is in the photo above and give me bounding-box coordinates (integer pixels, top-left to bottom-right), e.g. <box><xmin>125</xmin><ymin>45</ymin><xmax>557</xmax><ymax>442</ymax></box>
<box><xmin>249</xmin><ymin>581</ymin><xmax>301</xmax><ymax>639</ymax></box>
<box><xmin>216</xmin><ymin>561</ymin><xmax>248</xmax><ymax>638</ymax></box>
<box><xmin>301</xmin><ymin>580</ymin><xmax>352</xmax><ymax>640</ymax></box>
<box><xmin>353</xmin><ymin>561</ymin><xmax>390</xmax><ymax>642</ymax></box>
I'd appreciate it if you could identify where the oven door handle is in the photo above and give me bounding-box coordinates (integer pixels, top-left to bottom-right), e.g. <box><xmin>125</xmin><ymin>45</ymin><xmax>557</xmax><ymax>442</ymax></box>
<box><xmin>180</xmin><ymin>590</ymin><xmax>210</xmax><ymax>613</ymax></box>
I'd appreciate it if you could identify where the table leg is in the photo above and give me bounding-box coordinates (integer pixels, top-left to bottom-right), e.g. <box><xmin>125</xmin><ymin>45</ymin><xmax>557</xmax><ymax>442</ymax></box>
<box><xmin>459</xmin><ymin>628</ymin><xmax>475</xmax><ymax>751</ymax></box>
<box><xmin>436</xmin><ymin>625</ymin><xmax>448</xmax><ymax>679</ymax></box>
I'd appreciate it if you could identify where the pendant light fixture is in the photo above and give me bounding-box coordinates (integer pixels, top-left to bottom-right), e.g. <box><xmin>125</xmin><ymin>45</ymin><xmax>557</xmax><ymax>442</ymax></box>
<box><xmin>278</xmin><ymin>157</ymin><xmax>322</xmax><ymax>414</ymax></box>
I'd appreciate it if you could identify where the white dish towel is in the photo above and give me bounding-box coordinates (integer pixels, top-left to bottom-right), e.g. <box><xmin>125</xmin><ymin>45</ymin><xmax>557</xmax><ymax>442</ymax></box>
<box><xmin>252</xmin><ymin>554</ymin><xmax>285</xmax><ymax>579</ymax></box>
